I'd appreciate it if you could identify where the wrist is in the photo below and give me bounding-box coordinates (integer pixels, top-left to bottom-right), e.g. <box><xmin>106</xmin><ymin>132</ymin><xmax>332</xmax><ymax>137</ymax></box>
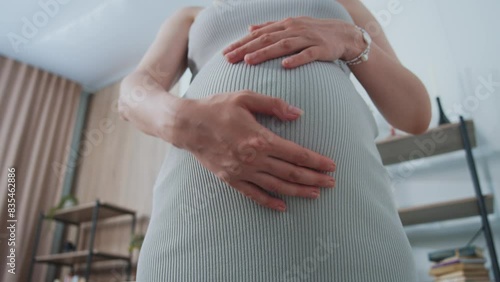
<box><xmin>341</xmin><ymin>24</ymin><xmax>367</xmax><ymax>61</ymax></box>
<box><xmin>156</xmin><ymin>95</ymin><xmax>197</xmax><ymax>149</ymax></box>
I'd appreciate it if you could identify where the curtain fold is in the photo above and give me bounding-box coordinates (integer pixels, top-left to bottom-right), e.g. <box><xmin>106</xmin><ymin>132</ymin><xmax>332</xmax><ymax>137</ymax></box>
<box><xmin>0</xmin><ymin>55</ymin><xmax>82</xmax><ymax>282</ymax></box>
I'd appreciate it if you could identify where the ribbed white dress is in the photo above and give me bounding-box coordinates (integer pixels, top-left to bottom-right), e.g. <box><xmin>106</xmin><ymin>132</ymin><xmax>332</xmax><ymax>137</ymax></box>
<box><xmin>136</xmin><ymin>0</ymin><xmax>418</xmax><ymax>281</ymax></box>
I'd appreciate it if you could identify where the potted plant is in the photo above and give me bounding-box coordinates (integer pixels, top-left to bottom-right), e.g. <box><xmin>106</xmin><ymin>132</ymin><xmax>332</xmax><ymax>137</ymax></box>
<box><xmin>129</xmin><ymin>233</ymin><xmax>145</xmax><ymax>268</ymax></box>
<box><xmin>46</xmin><ymin>194</ymin><xmax>78</xmax><ymax>220</ymax></box>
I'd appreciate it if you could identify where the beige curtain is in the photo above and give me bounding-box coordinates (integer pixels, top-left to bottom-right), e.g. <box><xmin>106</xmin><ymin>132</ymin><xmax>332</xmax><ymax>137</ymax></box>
<box><xmin>0</xmin><ymin>56</ymin><xmax>82</xmax><ymax>282</ymax></box>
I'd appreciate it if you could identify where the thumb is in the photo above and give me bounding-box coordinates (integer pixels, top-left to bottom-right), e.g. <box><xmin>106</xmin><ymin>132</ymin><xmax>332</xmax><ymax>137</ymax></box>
<box><xmin>237</xmin><ymin>91</ymin><xmax>304</xmax><ymax>120</ymax></box>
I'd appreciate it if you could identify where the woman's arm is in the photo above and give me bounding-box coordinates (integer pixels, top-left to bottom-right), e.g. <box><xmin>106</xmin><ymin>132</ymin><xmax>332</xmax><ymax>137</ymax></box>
<box><xmin>337</xmin><ymin>0</ymin><xmax>431</xmax><ymax>134</ymax></box>
<box><xmin>222</xmin><ymin>0</ymin><xmax>431</xmax><ymax>135</ymax></box>
<box><xmin>119</xmin><ymin>6</ymin><xmax>202</xmax><ymax>144</ymax></box>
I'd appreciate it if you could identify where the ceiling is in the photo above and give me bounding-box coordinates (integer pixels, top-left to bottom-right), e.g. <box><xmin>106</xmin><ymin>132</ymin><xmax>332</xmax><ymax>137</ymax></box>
<box><xmin>0</xmin><ymin>0</ymin><xmax>203</xmax><ymax>92</ymax></box>
<box><xmin>5</xmin><ymin>0</ymin><xmax>492</xmax><ymax>96</ymax></box>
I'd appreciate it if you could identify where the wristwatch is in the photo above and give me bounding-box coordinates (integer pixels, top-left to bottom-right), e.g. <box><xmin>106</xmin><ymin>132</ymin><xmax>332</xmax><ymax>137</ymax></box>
<box><xmin>341</xmin><ymin>25</ymin><xmax>371</xmax><ymax>66</ymax></box>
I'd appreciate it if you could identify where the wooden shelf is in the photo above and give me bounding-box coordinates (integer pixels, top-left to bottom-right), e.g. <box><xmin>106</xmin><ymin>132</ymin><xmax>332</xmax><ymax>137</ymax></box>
<box><xmin>51</xmin><ymin>201</ymin><xmax>135</xmax><ymax>224</ymax></box>
<box><xmin>35</xmin><ymin>250</ymin><xmax>130</xmax><ymax>266</ymax></box>
<box><xmin>376</xmin><ymin>120</ymin><xmax>476</xmax><ymax>165</ymax></box>
<box><xmin>72</xmin><ymin>260</ymin><xmax>138</xmax><ymax>274</ymax></box>
<box><xmin>399</xmin><ymin>194</ymin><xmax>494</xmax><ymax>226</ymax></box>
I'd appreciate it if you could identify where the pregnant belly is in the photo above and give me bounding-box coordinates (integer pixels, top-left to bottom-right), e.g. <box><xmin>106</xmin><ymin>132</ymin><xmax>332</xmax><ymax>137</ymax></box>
<box><xmin>179</xmin><ymin>53</ymin><xmax>393</xmax><ymax>204</ymax></box>
<box><xmin>184</xmin><ymin>53</ymin><xmax>379</xmax><ymax>157</ymax></box>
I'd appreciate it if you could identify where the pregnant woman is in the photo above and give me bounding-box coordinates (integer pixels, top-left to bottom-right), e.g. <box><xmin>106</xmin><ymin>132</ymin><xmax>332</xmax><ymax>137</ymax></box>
<box><xmin>119</xmin><ymin>0</ymin><xmax>431</xmax><ymax>281</ymax></box>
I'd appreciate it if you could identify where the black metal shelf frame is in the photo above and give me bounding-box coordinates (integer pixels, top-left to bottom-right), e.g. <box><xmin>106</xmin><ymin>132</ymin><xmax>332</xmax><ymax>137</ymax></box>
<box><xmin>27</xmin><ymin>199</ymin><xmax>137</xmax><ymax>282</ymax></box>
<box><xmin>458</xmin><ymin>116</ymin><xmax>499</xmax><ymax>281</ymax></box>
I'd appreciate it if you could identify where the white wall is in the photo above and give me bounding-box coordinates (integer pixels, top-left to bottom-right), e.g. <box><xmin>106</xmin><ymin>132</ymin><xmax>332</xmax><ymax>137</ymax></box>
<box><xmin>355</xmin><ymin>0</ymin><xmax>500</xmax><ymax>280</ymax></box>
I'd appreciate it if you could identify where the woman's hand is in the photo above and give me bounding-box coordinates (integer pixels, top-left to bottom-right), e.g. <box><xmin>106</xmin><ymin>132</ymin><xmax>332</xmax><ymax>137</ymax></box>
<box><xmin>222</xmin><ymin>12</ymin><xmax>431</xmax><ymax>134</ymax></box>
<box><xmin>222</xmin><ymin>16</ymin><xmax>363</xmax><ymax>69</ymax></box>
<box><xmin>162</xmin><ymin>90</ymin><xmax>336</xmax><ymax>212</ymax></box>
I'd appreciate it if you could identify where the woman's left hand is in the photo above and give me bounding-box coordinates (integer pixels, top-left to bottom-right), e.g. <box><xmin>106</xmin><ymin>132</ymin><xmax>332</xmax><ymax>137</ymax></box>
<box><xmin>222</xmin><ymin>16</ymin><xmax>361</xmax><ymax>69</ymax></box>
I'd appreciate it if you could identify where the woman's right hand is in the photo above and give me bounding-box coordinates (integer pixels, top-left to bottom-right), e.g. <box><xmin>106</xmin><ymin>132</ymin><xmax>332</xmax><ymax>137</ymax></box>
<box><xmin>160</xmin><ymin>90</ymin><xmax>336</xmax><ymax>212</ymax></box>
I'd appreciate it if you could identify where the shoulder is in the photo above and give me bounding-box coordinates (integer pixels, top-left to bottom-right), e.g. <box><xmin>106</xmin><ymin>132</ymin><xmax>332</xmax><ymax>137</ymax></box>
<box><xmin>335</xmin><ymin>0</ymin><xmax>362</xmax><ymax>13</ymax></box>
<box><xmin>175</xmin><ymin>6</ymin><xmax>205</xmax><ymax>21</ymax></box>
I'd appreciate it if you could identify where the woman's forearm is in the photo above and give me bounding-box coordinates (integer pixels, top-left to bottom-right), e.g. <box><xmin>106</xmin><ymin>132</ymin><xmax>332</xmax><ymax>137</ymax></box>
<box><xmin>118</xmin><ymin>7</ymin><xmax>202</xmax><ymax>145</ymax></box>
<box><xmin>118</xmin><ymin>70</ymin><xmax>187</xmax><ymax>144</ymax></box>
<box><xmin>345</xmin><ymin>26</ymin><xmax>431</xmax><ymax>134</ymax></box>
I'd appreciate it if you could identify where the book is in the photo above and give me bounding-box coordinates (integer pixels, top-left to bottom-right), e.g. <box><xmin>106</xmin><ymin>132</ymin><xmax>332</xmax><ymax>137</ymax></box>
<box><xmin>437</xmin><ymin>269</ymin><xmax>490</xmax><ymax>279</ymax></box>
<box><xmin>440</xmin><ymin>256</ymin><xmax>486</xmax><ymax>264</ymax></box>
<box><xmin>432</xmin><ymin>257</ymin><xmax>486</xmax><ymax>268</ymax></box>
<box><xmin>429</xmin><ymin>263</ymin><xmax>486</xmax><ymax>276</ymax></box>
<box><xmin>429</xmin><ymin>246</ymin><xmax>484</xmax><ymax>262</ymax></box>
<box><xmin>434</xmin><ymin>276</ymin><xmax>491</xmax><ymax>282</ymax></box>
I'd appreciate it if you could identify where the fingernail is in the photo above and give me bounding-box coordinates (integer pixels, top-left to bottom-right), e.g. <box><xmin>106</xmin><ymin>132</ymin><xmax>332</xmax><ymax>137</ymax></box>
<box><xmin>276</xmin><ymin>203</ymin><xmax>286</xmax><ymax>212</ymax></box>
<box><xmin>310</xmin><ymin>190</ymin><xmax>320</xmax><ymax>199</ymax></box>
<box><xmin>244</xmin><ymin>53</ymin><xmax>255</xmax><ymax>62</ymax></box>
<box><xmin>223</xmin><ymin>45</ymin><xmax>233</xmax><ymax>54</ymax></box>
<box><xmin>328</xmin><ymin>178</ymin><xmax>335</xmax><ymax>188</ymax></box>
<box><xmin>287</xmin><ymin>105</ymin><xmax>304</xmax><ymax>116</ymax></box>
<box><xmin>329</xmin><ymin>162</ymin><xmax>336</xmax><ymax>171</ymax></box>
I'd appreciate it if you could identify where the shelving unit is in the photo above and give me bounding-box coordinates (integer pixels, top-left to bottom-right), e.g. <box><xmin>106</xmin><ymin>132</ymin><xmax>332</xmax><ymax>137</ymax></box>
<box><xmin>35</xmin><ymin>250</ymin><xmax>130</xmax><ymax>265</ymax></box>
<box><xmin>376</xmin><ymin>117</ymin><xmax>499</xmax><ymax>281</ymax></box>
<box><xmin>376</xmin><ymin>119</ymin><xmax>475</xmax><ymax>166</ymax></box>
<box><xmin>28</xmin><ymin>199</ymin><xmax>136</xmax><ymax>282</ymax></box>
<box><xmin>399</xmin><ymin>194</ymin><xmax>494</xmax><ymax>226</ymax></box>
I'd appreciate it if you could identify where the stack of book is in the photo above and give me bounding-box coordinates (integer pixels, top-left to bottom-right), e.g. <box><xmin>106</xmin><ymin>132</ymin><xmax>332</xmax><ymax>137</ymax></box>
<box><xmin>53</xmin><ymin>274</ymin><xmax>86</xmax><ymax>282</ymax></box>
<box><xmin>428</xmin><ymin>245</ymin><xmax>491</xmax><ymax>282</ymax></box>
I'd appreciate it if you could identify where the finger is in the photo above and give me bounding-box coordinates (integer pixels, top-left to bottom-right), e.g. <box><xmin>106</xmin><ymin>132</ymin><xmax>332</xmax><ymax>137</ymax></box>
<box><xmin>234</xmin><ymin>91</ymin><xmax>304</xmax><ymax>120</ymax></box>
<box><xmin>269</xmin><ymin>137</ymin><xmax>336</xmax><ymax>172</ymax></box>
<box><xmin>236</xmin><ymin>180</ymin><xmax>287</xmax><ymax>211</ymax></box>
<box><xmin>222</xmin><ymin>22</ymin><xmax>286</xmax><ymax>55</ymax></box>
<box><xmin>260</xmin><ymin>156</ymin><xmax>335</xmax><ymax>188</ymax></box>
<box><xmin>243</xmin><ymin>37</ymin><xmax>312</xmax><ymax>65</ymax></box>
<box><xmin>224</xmin><ymin>30</ymin><xmax>295</xmax><ymax>63</ymax></box>
<box><xmin>251</xmin><ymin>172</ymin><xmax>321</xmax><ymax>199</ymax></box>
<box><xmin>282</xmin><ymin>46</ymin><xmax>322</xmax><ymax>69</ymax></box>
<box><xmin>249</xmin><ymin>21</ymin><xmax>277</xmax><ymax>32</ymax></box>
